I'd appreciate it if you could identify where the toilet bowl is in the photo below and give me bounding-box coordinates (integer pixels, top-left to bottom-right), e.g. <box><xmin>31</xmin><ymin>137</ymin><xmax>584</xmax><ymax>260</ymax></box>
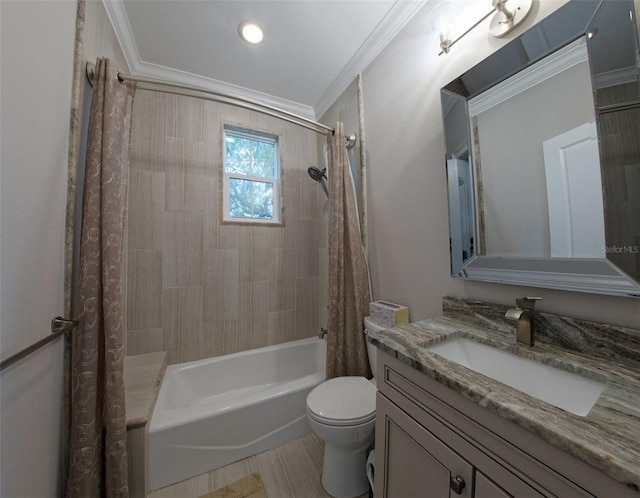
<box><xmin>306</xmin><ymin>317</ymin><xmax>385</xmax><ymax>498</ymax></box>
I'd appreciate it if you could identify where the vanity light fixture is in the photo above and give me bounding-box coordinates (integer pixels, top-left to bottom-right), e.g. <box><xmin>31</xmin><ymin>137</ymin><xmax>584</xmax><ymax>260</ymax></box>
<box><xmin>436</xmin><ymin>0</ymin><xmax>534</xmax><ymax>55</ymax></box>
<box><xmin>238</xmin><ymin>20</ymin><xmax>264</xmax><ymax>44</ymax></box>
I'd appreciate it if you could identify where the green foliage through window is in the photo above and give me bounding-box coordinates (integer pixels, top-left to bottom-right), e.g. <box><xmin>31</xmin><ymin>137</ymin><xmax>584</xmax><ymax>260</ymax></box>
<box><xmin>223</xmin><ymin>126</ymin><xmax>280</xmax><ymax>222</ymax></box>
<box><xmin>229</xmin><ymin>178</ymin><xmax>274</xmax><ymax>219</ymax></box>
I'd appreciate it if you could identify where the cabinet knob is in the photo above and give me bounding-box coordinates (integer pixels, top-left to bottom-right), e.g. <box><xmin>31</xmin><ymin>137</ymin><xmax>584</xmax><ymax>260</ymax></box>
<box><xmin>450</xmin><ymin>475</ymin><xmax>466</xmax><ymax>494</ymax></box>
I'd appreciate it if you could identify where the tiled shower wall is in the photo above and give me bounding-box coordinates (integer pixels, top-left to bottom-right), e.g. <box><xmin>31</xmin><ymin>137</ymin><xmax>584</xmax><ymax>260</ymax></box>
<box><xmin>598</xmin><ymin>82</ymin><xmax>640</xmax><ymax>281</ymax></box>
<box><xmin>125</xmin><ymin>89</ymin><xmax>325</xmax><ymax>364</ymax></box>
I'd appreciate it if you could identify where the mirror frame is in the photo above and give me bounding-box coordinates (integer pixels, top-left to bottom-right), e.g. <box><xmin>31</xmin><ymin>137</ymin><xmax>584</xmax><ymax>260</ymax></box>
<box><xmin>441</xmin><ymin>0</ymin><xmax>640</xmax><ymax>298</ymax></box>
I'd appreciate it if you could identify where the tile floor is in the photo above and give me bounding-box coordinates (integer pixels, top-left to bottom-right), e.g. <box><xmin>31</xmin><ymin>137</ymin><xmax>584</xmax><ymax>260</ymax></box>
<box><xmin>147</xmin><ymin>433</ymin><xmax>370</xmax><ymax>498</ymax></box>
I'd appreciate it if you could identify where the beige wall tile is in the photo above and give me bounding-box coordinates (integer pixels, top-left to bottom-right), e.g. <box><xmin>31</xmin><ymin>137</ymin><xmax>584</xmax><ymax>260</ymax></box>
<box><xmin>201</xmin><ymin>320</ymin><xmax>225</xmax><ymax>359</ymax></box>
<box><xmin>203</xmin><ymin>108</ymin><xmax>222</xmax><ymax>179</ymax></box>
<box><xmin>296</xmin><ymin>172</ymin><xmax>319</xmax><ymax>221</ymax></box>
<box><xmin>130</xmin><ymin>93</ymin><xmax>167</xmax><ymax>172</ymax></box>
<box><xmin>127</xmin><ymin>250</ymin><xmax>163</xmax><ymax>330</ymax></box>
<box><xmin>217</xmin><ymin>225</ymin><xmax>253</xmax><ymax>281</ymax></box>
<box><xmin>166</xmin><ymin>94</ymin><xmax>203</xmax><ymax>142</ymax></box>
<box><xmin>268</xmin><ymin>278</ymin><xmax>296</xmax><ymax>313</ymax></box>
<box><xmin>163</xmin><ymin>212</ymin><xmax>203</xmax><ymax>287</ymax></box>
<box><xmin>218</xmin><ymin>223</ymin><xmax>239</xmax><ymax>249</ymax></box>
<box><xmin>296</xmin><ymin>220</ymin><xmax>319</xmax><ymax>278</ymax></box>
<box><xmin>189</xmin><ymin>140</ymin><xmax>207</xmax><ymax>208</ymax></box>
<box><xmin>203</xmin><ymin>249</ymin><xmax>239</xmax><ymax>322</ymax></box>
<box><xmin>252</xmin><ymin>227</ymin><xmax>282</xmax><ymax>281</ymax></box>
<box><xmin>165</xmin><ymin>137</ymin><xmax>205</xmax><ymax>212</ymax></box>
<box><xmin>202</xmin><ymin>318</ymin><xmax>241</xmax><ymax>357</ymax></box>
<box><xmin>267</xmin><ymin>310</ymin><xmax>296</xmax><ymax>345</ymax></box>
<box><xmin>237</xmin><ymin>229</ymin><xmax>253</xmax><ymax>283</ymax></box>
<box><xmin>126</xmin><ymin>328</ymin><xmax>164</xmax><ymax>357</ymax></box>
<box><xmin>163</xmin><ymin>286</ymin><xmax>204</xmax><ymax>364</ymax></box>
<box><xmin>281</xmin><ymin>187</ymin><xmax>297</xmax><ymax>248</ymax></box>
<box><xmin>203</xmin><ymin>178</ymin><xmax>220</xmax><ymax>249</ymax></box>
<box><xmin>127</xmin><ymin>170</ymin><xmax>165</xmax><ymax>250</ymax></box>
<box><xmin>269</xmin><ymin>248</ymin><xmax>297</xmax><ymax>282</ymax></box>
<box><xmin>252</xmin><ymin>247</ymin><xmax>276</xmax><ymax>282</ymax></box>
<box><xmin>250</xmin><ymin>280</ymin><xmax>269</xmax><ymax>349</ymax></box>
<box><xmin>296</xmin><ymin>277</ymin><xmax>319</xmax><ymax>340</ymax></box>
<box><xmin>222</xmin><ymin>319</ymin><xmax>240</xmax><ymax>354</ymax></box>
<box><xmin>237</xmin><ymin>282</ymin><xmax>253</xmax><ymax>352</ymax></box>
<box><xmin>318</xmin><ymin>248</ymin><xmax>329</xmax><ymax>330</ymax></box>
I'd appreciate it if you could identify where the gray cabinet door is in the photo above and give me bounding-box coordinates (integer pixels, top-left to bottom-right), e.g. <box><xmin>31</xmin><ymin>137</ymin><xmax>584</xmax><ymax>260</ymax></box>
<box><xmin>376</xmin><ymin>394</ymin><xmax>473</xmax><ymax>498</ymax></box>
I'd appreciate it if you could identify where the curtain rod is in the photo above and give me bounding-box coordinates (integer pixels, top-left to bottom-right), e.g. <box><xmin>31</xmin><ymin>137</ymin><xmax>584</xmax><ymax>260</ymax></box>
<box><xmin>85</xmin><ymin>62</ymin><xmax>356</xmax><ymax>147</ymax></box>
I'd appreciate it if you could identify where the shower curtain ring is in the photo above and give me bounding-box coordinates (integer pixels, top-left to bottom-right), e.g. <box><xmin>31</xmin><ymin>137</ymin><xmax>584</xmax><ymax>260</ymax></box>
<box><xmin>345</xmin><ymin>134</ymin><xmax>357</xmax><ymax>149</ymax></box>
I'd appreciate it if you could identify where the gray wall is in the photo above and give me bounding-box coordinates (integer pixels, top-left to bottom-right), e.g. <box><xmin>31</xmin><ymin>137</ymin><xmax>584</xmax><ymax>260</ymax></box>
<box><xmin>0</xmin><ymin>1</ymin><xmax>129</xmax><ymax>495</ymax></box>
<box><xmin>0</xmin><ymin>3</ymin><xmax>75</xmax><ymax>495</ymax></box>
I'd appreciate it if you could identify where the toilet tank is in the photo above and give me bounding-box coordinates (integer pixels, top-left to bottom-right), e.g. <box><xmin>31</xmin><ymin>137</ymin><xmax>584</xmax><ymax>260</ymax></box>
<box><xmin>364</xmin><ymin>317</ymin><xmax>387</xmax><ymax>378</ymax></box>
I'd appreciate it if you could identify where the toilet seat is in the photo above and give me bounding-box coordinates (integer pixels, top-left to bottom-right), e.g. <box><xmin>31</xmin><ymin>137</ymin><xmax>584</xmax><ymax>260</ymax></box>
<box><xmin>306</xmin><ymin>376</ymin><xmax>376</xmax><ymax>427</ymax></box>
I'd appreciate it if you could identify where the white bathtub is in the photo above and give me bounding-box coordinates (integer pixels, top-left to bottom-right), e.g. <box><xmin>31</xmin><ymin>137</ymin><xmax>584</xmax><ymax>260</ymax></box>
<box><xmin>148</xmin><ymin>337</ymin><xmax>327</xmax><ymax>490</ymax></box>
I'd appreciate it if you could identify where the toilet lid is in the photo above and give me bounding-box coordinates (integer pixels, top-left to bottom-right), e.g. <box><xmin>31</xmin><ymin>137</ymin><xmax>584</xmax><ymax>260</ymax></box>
<box><xmin>307</xmin><ymin>377</ymin><xmax>376</xmax><ymax>426</ymax></box>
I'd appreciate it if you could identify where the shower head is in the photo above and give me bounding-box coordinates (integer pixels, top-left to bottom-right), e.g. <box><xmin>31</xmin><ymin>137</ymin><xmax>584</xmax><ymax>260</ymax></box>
<box><xmin>307</xmin><ymin>166</ymin><xmax>326</xmax><ymax>182</ymax></box>
<box><xmin>307</xmin><ymin>166</ymin><xmax>329</xmax><ymax>198</ymax></box>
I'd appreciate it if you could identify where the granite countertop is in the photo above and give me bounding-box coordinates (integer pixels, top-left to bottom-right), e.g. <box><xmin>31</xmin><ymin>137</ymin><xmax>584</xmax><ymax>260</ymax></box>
<box><xmin>367</xmin><ymin>297</ymin><xmax>640</xmax><ymax>491</ymax></box>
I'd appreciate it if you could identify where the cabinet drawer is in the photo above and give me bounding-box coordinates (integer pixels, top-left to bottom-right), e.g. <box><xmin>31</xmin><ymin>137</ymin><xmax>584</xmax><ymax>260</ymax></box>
<box><xmin>475</xmin><ymin>470</ymin><xmax>545</xmax><ymax>498</ymax></box>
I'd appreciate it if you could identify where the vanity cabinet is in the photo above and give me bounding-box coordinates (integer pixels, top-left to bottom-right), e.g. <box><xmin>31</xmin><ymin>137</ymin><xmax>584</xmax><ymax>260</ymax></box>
<box><xmin>374</xmin><ymin>349</ymin><xmax>637</xmax><ymax>498</ymax></box>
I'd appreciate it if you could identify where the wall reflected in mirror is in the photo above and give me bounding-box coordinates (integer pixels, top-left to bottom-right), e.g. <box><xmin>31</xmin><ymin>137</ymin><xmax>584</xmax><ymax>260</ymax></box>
<box><xmin>472</xmin><ymin>38</ymin><xmax>600</xmax><ymax>259</ymax></box>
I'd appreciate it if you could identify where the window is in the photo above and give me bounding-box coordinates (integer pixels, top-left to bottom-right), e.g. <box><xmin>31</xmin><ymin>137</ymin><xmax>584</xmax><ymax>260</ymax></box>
<box><xmin>223</xmin><ymin>125</ymin><xmax>281</xmax><ymax>223</ymax></box>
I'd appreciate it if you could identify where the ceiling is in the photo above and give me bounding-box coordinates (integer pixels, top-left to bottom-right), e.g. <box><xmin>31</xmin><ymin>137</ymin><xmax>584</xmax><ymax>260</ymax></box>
<box><xmin>105</xmin><ymin>0</ymin><xmax>427</xmax><ymax>119</ymax></box>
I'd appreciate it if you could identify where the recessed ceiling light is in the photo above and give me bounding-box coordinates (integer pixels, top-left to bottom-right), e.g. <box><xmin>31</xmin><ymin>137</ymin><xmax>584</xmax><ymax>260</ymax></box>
<box><xmin>238</xmin><ymin>20</ymin><xmax>264</xmax><ymax>44</ymax></box>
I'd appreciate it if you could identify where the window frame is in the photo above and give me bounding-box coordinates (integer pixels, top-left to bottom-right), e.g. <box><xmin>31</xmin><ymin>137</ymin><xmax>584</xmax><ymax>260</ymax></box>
<box><xmin>222</xmin><ymin>125</ymin><xmax>281</xmax><ymax>225</ymax></box>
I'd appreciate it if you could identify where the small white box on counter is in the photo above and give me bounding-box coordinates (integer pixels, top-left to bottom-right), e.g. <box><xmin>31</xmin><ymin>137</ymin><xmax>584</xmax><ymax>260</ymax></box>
<box><xmin>369</xmin><ymin>301</ymin><xmax>409</xmax><ymax>328</ymax></box>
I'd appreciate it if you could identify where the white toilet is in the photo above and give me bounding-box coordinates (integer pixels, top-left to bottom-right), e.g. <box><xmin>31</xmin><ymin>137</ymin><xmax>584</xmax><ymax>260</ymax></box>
<box><xmin>306</xmin><ymin>317</ymin><xmax>385</xmax><ymax>498</ymax></box>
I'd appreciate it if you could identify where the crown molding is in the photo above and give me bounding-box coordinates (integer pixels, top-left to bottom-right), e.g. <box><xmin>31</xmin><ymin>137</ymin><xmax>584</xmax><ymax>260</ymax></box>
<box><xmin>468</xmin><ymin>37</ymin><xmax>588</xmax><ymax>117</ymax></box>
<box><xmin>130</xmin><ymin>60</ymin><xmax>318</xmax><ymax>120</ymax></box>
<box><xmin>101</xmin><ymin>0</ymin><xmax>140</xmax><ymax>72</ymax></box>
<box><xmin>594</xmin><ymin>66</ymin><xmax>639</xmax><ymax>89</ymax></box>
<box><xmin>101</xmin><ymin>0</ymin><xmax>317</xmax><ymax>120</ymax></box>
<box><xmin>314</xmin><ymin>0</ymin><xmax>428</xmax><ymax>118</ymax></box>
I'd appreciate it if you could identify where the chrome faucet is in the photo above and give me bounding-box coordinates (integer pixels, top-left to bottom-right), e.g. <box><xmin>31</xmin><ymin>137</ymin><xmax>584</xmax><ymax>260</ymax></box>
<box><xmin>505</xmin><ymin>297</ymin><xmax>541</xmax><ymax>346</ymax></box>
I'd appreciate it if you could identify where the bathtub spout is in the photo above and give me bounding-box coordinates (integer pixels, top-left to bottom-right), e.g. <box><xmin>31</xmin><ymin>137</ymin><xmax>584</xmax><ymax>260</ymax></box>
<box><xmin>319</xmin><ymin>328</ymin><xmax>328</xmax><ymax>339</ymax></box>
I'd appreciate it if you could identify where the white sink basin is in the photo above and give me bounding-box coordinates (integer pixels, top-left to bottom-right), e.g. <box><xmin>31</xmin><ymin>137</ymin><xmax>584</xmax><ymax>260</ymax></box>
<box><xmin>427</xmin><ymin>338</ymin><xmax>606</xmax><ymax>416</ymax></box>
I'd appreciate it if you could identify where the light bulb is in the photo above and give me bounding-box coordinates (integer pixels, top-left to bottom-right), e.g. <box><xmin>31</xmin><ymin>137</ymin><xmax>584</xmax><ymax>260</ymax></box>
<box><xmin>239</xmin><ymin>21</ymin><xmax>264</xmax><ymax>44</ymax></box>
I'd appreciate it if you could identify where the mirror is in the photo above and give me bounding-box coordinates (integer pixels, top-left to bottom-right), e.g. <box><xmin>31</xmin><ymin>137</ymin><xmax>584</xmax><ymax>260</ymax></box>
<box><xmin>442</xmin><ymin>0</ymin><xmax>640</xmax><ymax>297</ymax></box>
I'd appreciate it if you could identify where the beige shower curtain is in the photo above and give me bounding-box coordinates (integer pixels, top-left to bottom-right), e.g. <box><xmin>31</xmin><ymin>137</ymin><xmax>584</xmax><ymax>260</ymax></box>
<box><xmin>66</xmin><ymin>58</ymin><xmax>135</xmax><ymax>498</ymax></box>
<box><xmin>326</xmin><ymin>122</ymin><xmax>371</xmax><ymax>378</ymax></box>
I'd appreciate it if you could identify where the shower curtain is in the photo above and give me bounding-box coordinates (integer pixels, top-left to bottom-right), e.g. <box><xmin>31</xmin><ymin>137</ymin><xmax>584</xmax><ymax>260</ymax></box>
<box><xmin>66</xmin><ymin>58</ymin><xmax>135</xmax><ymax>498</ymax></box>
<box><xmin>326</xmin><ymin>122</ymin><xmax>371</xmax><ymax>378</ymax></box>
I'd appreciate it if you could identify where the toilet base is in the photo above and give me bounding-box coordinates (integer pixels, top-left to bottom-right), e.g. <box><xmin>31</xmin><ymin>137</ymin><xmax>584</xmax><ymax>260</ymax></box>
<box><xmin>321</xmin><ymin>443</ymin><xmax>371</xmax><ymax>498</ymax></box>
